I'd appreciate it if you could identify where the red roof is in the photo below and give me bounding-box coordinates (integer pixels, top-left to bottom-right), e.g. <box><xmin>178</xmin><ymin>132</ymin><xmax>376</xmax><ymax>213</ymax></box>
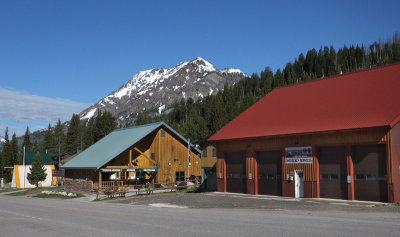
<box><xmin>208</xmin><ymin>63</ymin><xmax>400</xmax><ymax>142</ymax></box>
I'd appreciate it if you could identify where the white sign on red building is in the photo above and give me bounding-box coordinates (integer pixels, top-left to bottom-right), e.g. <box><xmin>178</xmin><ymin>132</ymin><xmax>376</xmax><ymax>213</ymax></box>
<box><xmin>285</xmin><ymin>146</ymin><xmax>313</xmax><ymax>164</ymax></box>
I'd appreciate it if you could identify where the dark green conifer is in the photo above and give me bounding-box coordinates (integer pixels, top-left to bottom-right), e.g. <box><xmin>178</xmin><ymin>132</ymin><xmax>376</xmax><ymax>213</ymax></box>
<box><xmin>22</xmin><ymin>127</ymin><xmax>32</xmax><ymax>152</ymax></box>
<box><xmin>27</xmin><ymin>152</ymin><xmax>47</xmax><ymax>187</ymax></box>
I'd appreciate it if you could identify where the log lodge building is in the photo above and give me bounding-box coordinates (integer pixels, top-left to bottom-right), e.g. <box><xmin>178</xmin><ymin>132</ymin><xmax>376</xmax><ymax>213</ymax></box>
<box><xmin>62</xmin><ymin>122</ymin><xmax>201</xmax><ymax>192</ymax></box>
<box><xmin>208</xmin><ymin>63</ymin><xmax>400</xmax><ymax>203</ymax></box>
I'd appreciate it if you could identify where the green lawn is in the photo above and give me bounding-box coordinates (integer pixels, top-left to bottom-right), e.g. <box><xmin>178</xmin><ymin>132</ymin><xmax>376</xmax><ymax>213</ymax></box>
<box><xmin>0</xmin><ymin>188</ymin><xmax>26</xmax><ymax>193</ymax></box>
<box><xmin>5</xmin><ymin>186</ymin><xmax>64</xmax><ymax>196</ymax></box>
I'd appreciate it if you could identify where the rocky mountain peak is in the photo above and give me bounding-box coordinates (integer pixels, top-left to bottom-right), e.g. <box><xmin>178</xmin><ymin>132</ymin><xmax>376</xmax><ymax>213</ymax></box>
<box><xmin>79</xmin><ymin>57</ymin><xmax>247</xmax><ymax>125</ymax></box>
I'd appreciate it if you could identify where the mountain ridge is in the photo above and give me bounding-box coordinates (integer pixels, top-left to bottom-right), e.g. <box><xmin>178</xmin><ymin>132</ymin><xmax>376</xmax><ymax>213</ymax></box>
<box><xmin>79</xmin><ymin>57</ymin><xmax>247</xmax><ymax>125</ymax></box>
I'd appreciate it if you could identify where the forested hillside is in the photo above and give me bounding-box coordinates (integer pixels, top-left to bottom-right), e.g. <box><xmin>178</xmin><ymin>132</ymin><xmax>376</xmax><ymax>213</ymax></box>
<box><xmin>162</xmin><ymin>33</ymin><xmax>400</xmax><ymax>145</ymax></box>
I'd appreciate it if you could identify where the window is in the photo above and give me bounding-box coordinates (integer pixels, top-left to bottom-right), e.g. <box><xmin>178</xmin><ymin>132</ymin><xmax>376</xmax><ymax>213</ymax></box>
<box><xmin>175</xmin><ymin>171</ymin><xmax>185</xmax><ymax>182</ymax></box>
<box><xmin>366</xmin><ymin>174</ymin><xmax>377</xmax><ymax>181</ymax></box>
<box><xmin>268</xmin><ymin>174</ymin><xmax>275</xmax><ymax>180</ymax></box>
<box><xmin>330</xmin><ymin>174</ymin><xmax>339</xmax><ymax>180</ymax></box>
<box><xmin>212</xmin><ymin>148</ymin><xmax>217</xmax><ymax>157</ymax></box>
<box><xmin>161</xmin><ymin>130</ymin><xmax>166</xmax><ymax>137</ymax></box>
<box><xmin>321</xmin><ymin>174</ymin><xmax>340</xmax><ymax>180</ymax></box>
<box><xmin>203</xmin><ymin>149</ymin><xmax>207</xmax><ymax>157</ymax></box>
<box><xmin>321</xmin><ymin>174</ymin><xmax>329</xmax><ymax>180</ymax></box>
<box><xmin>151</xmin><ymin>153</ymin><xmax>155</xmax><ymax>160</ymax></box>
<box><xmin>137</xmin><ymin>172</ymin><xmax>146</xmax><ymax>180</ymax></box>
<box><xmin>356</xmin><ymin>174</ymin><xmax>365</xmax><ymax>180</ymax></box>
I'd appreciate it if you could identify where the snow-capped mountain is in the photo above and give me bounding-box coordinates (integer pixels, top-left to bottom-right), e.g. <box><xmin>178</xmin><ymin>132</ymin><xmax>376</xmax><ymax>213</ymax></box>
<box><xmin>79</xmin><ymin>57</ymin><xmax>247</xmax><ymax>124</ymax></box>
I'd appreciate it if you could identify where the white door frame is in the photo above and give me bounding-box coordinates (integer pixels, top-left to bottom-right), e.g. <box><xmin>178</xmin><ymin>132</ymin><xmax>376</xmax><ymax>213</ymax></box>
<box><xmin>295</xmin><ymin>170</ymin><xmax>304</xmax><ymax>198</ymax></box>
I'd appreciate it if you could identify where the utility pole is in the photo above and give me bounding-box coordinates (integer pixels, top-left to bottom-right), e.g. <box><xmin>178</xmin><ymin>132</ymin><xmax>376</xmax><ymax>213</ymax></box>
<box><xmin>22</xmin><ymin>146</ymin><xmax>25</xmax><ymax>188</ymax></box>
<box><xmin>187</xmin><ymin>138</ymin><xmax>190</xmax><ymax>183</ymax></box>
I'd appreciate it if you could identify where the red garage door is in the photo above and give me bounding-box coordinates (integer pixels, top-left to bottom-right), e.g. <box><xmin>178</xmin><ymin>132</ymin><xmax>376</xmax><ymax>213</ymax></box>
<box><xmin>318</xmin><ymin>146</ymin><xmax>348</xmax><ymax>200</ymax></box>
<box><xmin>226</xmin><ymin>152</ymin><xmax>246</xmax><ymax>193</ymax></box>
<box><xmin>257</xmin><ymin>150</ymin><xmax>282</xmax><ymax>196</ymax></box>
<box><xmin>353</xmin><ymin>145</ymin><xmax>388</xmax><ymax>202</ymax></box>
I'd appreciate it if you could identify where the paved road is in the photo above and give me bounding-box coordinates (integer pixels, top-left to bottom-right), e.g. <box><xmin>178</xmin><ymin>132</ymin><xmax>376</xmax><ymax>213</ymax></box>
<box><xmin>0</xmin><ymin>193</ymin><xmax>399</xmax><ymax>237</ymax></box>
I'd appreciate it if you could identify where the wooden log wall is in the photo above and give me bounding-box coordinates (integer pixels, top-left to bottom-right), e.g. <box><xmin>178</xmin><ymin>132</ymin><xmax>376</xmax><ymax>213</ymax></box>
<box><xmin>103</xmin><ymin>127</ymin><xmax>201</xmax><ymax>183</ymax></box>
<box><xmin>201</xmin><ymin>145</ymin><xmax>217</xmax><ymax>168</ymax></box>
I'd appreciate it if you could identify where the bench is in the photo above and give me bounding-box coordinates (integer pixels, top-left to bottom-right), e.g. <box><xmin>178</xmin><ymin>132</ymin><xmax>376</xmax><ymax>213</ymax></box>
<box><xmin>104</xmin><ymin>188</ymin><xmax>127</xmax><ymax>198</ymax></box>
<box><xmin>135</xmin><ymin>186</ymin><xmax>153</xmax><ymax>195</ymax></box>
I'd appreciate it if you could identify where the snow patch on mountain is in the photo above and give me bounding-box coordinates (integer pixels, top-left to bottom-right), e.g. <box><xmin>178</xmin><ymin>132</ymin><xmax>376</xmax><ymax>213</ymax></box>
<box><xmin>79</xmin><ymin>57</ymin><xmax>247</xmax><ymax>124</ymax></box>
<box><xmin>221</xmin><ymin>68</ymin><xmax>246</xmax><ymax>76</ymax></box>
<box><xmin>81</xmin><ymin>107</ymin><xmax>97</xmax><ymax>120</ymax></box>
<box><xmin>158</xmin><ymin>104</ymin><xmax>165</xmax><ymax>114</ymax></box>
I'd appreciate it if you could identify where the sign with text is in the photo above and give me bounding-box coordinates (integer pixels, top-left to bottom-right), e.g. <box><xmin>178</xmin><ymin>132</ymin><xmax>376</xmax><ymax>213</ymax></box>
<box><xmin>102</xmin><ymin>168</ymin><xmax>121</xmax><ymax>172</ymax></box>
<box><xmin>142</xmin><ymin>168</ymin><xmax>158</xmax><ymax>172</ymax></box>
<box><xmin>285</xmin><ymin>146</ymin><xmax>313</xmax><ymax>164</ymax></box>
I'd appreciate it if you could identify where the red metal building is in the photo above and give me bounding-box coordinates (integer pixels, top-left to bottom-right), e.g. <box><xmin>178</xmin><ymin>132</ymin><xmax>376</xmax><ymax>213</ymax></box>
<box><xmin>208</xmin><ymin>63</ymin><xmax>400</xmax><ymax>203</ymax></box>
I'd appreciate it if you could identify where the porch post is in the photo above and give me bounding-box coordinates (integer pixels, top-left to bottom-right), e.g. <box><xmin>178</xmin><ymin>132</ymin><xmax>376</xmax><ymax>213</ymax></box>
<box><xmin>99</xmin><ymin>170</ymin><xmax>102</xmax><ymax>192</ymax></box>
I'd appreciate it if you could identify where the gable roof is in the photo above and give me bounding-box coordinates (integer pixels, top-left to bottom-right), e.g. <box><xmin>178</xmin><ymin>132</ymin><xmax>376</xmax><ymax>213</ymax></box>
<box><xmin>208</xmin><ymin>63</ymin><xmax>400</xmax><ymax>142</ymax></box>
<box><xmin>62</xmin><ymin>122</ymin><xmax>200</xmax><ymax>169</ymax></box>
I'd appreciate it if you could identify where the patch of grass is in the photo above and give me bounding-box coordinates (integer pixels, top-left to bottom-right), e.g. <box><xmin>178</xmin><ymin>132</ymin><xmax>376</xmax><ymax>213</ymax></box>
<box><xmin>6</xmin><ymin>189</ymin><xmax>34</xmax><ymax>196</ymax></box>
<box><xmin>0</xmin><ymin>188</ymin><xmax>21</xmax><ymax>193</ymax></box>
<box><xmin>5</xmin><ymin>186</ymin><xmax>64</xmax><ymax>196</ymax></box>
<box><xmin>33</xmin><ymin>193</ymin><xmax>85</xmax><ymax>199</ymax></box>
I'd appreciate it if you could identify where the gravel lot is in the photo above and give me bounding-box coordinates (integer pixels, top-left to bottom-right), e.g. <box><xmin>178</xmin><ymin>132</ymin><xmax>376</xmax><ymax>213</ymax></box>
<box><xmin>108</xmin><ymin>191</ymin><xmax>400</xmax><ymax>216</ymax></box>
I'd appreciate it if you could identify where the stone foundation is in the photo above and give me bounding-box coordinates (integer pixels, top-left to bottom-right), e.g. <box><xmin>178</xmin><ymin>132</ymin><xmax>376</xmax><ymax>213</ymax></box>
<box><xmin>64</xmin><ymin>180</ymin><xmax>93</xmax><ymax>193</ymax></box>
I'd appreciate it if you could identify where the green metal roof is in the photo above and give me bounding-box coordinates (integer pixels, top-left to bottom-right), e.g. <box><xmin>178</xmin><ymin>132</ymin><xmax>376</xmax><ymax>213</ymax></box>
<box><xmin>25</xmin><ymin>152</ymin><xmax>57</xmax><ymax>165</ymax></box>
<box><xmin>62</xmin><ymin>122</ymin><xmax>201</xmax><ymax>170</ymax></box>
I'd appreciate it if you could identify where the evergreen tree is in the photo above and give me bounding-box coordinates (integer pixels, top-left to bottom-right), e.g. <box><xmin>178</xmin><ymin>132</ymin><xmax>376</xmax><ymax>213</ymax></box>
<box><xmin>54</xmin><ymin>119</ymin><xmax>65</xmax><ymax>164</ymax></box>
<box><xmin>3</xmin><ymin>128</ymin><xmax>12</xmax><ymax>182</ymax></box>
<box><xmin>94</xmin><ymin>111</ymin><xmax>117</xmax><ymax>142</ymax></box>
<box><xmin>66</xmin><ymin>114</ymin><xmax>83</xmax><ymax>153</ymax></box>
<box><xmin>32</xmin><ymin>140</ymin><xmax>40</xmax><ymax>153</ymax></box>
<box><xmin>83</xmin><ymin>117</ymin><xmax>96</xmax><ymax>149</ymax></box>
<box><xmin>0</xmin><ymin>149</ymin><xmax>4</xmax><ymax>180</ymax></box>
<box><xmin>10</xmin><ymin>133</ymin><xmax>19</xmax><ymax>165</ymax></box>
<box><xmin>273</xmin><ymin>69</ymin><xmax>285</xmax><ymax>88</ymax></box>
<box><xmin>184</xmin><ymin>106</ymin><xmax>209</xmax><ymax>145</ymax></box>
<box><xmin>102</xmin><ymin>111</ymin><xmax>118</xmax><ymax>134</ymax></box>
<box><xmin>27</xmin><ymin>152</ymin><xmax>47</xmax><ymax>187</ymax></box>
<box><xmin>135</xmin><ymin>110</ymin><xmax>152</xmax><ymax>126</ymax></box>
<box><xmin>22</xmin><ymin>127</ymin><xmax>32</xmax><ymax>152</ymax></box>
<box><xmin>42</xmin><ymin>124</ymin><xmax>54</xmax><ymax>152</ymax></box>
<box><xmin>260</xmin><ymin>67</ymin><xmax>274</xmax><ymax>94</ymax></box>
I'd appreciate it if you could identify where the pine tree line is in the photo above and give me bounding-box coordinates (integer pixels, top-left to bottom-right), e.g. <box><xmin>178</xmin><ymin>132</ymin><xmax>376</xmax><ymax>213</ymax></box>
<box><xmin>0</xmin><ymin>111</ymin><xmax>117</xmax><ymax>182</ymax></box>
<box><xmin>163</xmin><ymin>33</ymin><xmax>400</xmax><ymax>145</ymax></box>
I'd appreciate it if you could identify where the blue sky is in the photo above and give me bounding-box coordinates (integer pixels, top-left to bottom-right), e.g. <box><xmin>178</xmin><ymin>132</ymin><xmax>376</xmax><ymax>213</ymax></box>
<box><xmin>1</xmin><ymin>0</ymin><xmax>399</xmax><ymax>136</ymax></box>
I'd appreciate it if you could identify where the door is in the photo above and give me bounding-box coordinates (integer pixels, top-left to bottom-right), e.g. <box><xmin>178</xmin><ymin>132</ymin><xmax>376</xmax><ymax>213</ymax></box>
<box><xmin>226</xmin><ymin>152</ymin><xmax>246</xmax><ymax>193</ymax></box>
<box><xmin>353</xmin><ymin>145</ymin><xmax>387</xmax><ymax>202</ymax></box>
<box><xmin>318</xmin><ymin>146</ymin><xmax>348</xmax><ymax>199</ymax></box>
<box><xmin>257</xmin><ymin>150</ymin><xmax>282</xmax><ymax>196</ymax></box>
<box><xmin>295</xmin><ymin>170</ymin><xmax>304</xmax><ymax>198</ymax></box>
